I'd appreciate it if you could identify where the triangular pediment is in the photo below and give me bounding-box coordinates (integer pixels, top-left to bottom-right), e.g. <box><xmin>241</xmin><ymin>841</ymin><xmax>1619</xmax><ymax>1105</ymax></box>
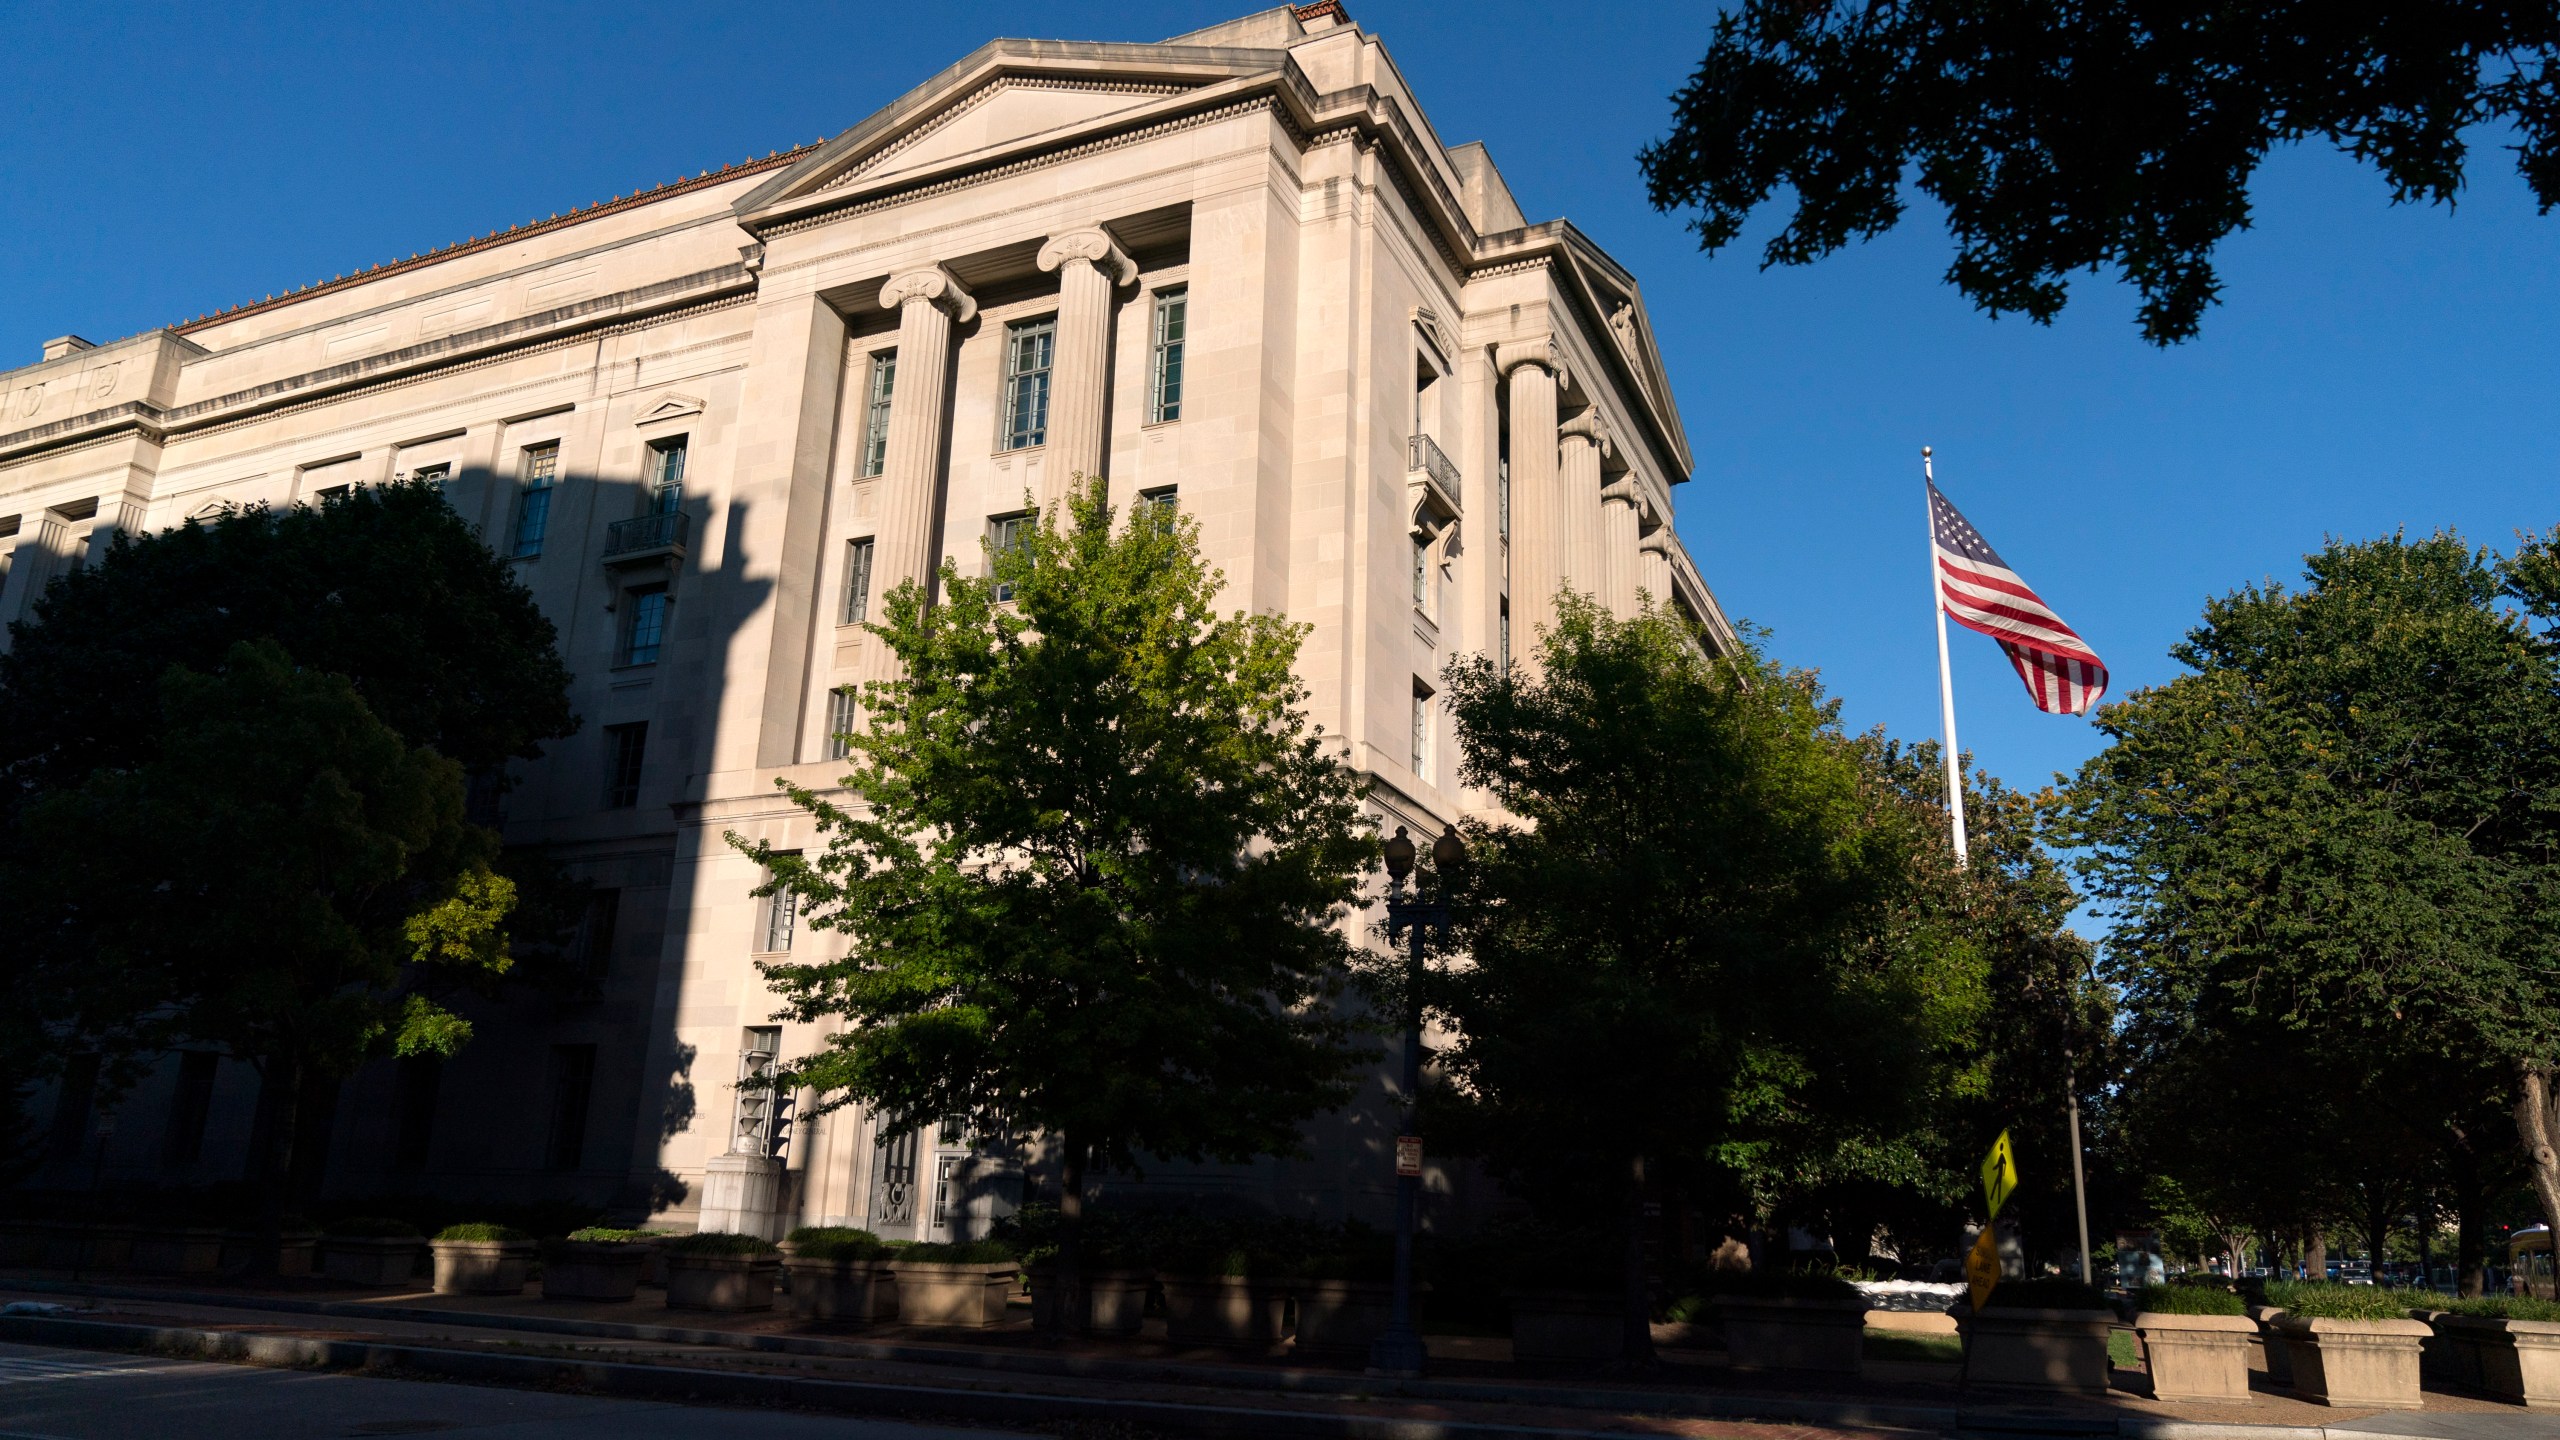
<box><xmin>635</xmin><ymin>392</ymin><xmax>705</xmax><ymax>427</ymax></box>
<box><xmin>831</xmin><ymin>79</ymin><xmax>1190</xmax><ymax>191</ymax></box>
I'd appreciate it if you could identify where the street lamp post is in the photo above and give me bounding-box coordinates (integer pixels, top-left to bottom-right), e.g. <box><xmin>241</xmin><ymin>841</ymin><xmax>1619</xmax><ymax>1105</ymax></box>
<box><xmin>1368</xmin><ymin>822</ymin><xmax>1464</xmax><ymax>1378</ymax></box>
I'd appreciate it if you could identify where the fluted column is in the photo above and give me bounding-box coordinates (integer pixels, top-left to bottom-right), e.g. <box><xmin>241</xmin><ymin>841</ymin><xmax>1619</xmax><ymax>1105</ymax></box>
<box><xmin>864</xmin><ymin>265</ymin><xmax>976</xmax><ymax>686</ymax></box>
<box><xmin>1598</xmin><ymin>478</ymin><xmax>1642</xmax><ymax>618</ymax></box>
<box><xmin>1034</xmin><ymin>229</ymin><xmax>1136</xmax><ymax>511</ymax></box>
<box><xmin>1497</xmin><ymin>339</ymin><xmax>1570</xmax><ymax>647</ymax></box>
<box><xmin>1638</xmin><ymin>528</ymin><xmax>1675</xmax><ymax>610</ymax></box>
<box><xmin>1557</xmin><ymin>409</ymin><xmax>1612</xmax><ymax>614</ymax></box>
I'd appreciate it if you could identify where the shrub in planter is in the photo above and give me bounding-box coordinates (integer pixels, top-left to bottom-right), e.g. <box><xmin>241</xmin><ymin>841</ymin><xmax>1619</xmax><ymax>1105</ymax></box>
<box><xmin>2262</xmin><ymin>1281</ymin><xmax>2427</xmax><ymax>1409</ymax></box>
<box><xmin>1957</xmin><ymin>1278</ymin><xmax>2117</xmax><ymax>1394</ymax></box>
<box><xmin>542</xmin><ymin>1228</ymin><xmax>657</xmax><ymax>1302</ymax></box>
<box><xmin>1157</xmin><ymin>1244</ymin><xmax>1293</xmax><ymax>1348</ymax></box>
<box><xmin>320</xmin><ymin>1217</ymin><xmax>425</xmax><ymax>1287</ymax></box>
<box><xmin>885</xmin><ymin>1240</ymin><xmax>1019</xmax><ymax>1329</ymax></box>
<box><xmin>1707</xmin><ymin>1270</ymin><xmax>1869</xmax><ymax>1376</ymax></box>
<box><xmin>661</xmin><ymin>1231</ymin><xmax>781</xmax><ymax>1312</ymax></box>
<box><xmin>1291</xmin><ymin>1237</ymin><xmax>1408</xmax><ymax>1363</ymax></box>
<box><xmin>2430</xmin><ymin>1295</ymin><xmax>2560</xmax><ymax>1408</ymax></box>
<box><xmin>430</xmin><ymin>1223</ymin><xmax>535</xmax><ymax>1295</ymax></box>
<box><xmin>783</xmin><ymin>1227</ymin><xmax>897</xmax><ymax>1322</ymax></box>
<box><xmin>220</xmin><ymin>1224</ymin><xmax>322</xmax><ymax>1277</ymax></box>
<box><xmin>2132</xmin><ymin>1284</ymin><xmax>2256</xmax><ymax>1402</ymax></box>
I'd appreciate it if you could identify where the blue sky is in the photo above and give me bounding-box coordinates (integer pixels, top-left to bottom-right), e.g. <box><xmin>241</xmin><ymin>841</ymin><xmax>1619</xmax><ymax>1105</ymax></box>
<box><xmin>5</xmin><ymin>1</ymin><xmax>2553</xmax><ymax>801</ymax></box>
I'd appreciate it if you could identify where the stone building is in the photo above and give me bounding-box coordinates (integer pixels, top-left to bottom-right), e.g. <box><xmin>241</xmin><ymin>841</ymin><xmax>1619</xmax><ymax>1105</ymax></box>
<box><xmin>3</xmin><ymin>4</ymin><xmax>1731</xmax><ymax>1237</ymax></box>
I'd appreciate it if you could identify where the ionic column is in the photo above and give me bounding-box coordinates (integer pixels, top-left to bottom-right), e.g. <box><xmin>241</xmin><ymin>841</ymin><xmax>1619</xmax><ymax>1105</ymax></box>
<box><xmin>1034</xmin><ymin>229</ymin><xmax>1136</xmax><ymax>511</ymax></box>
<box><xmin>1639</xmin><ymin>528</ymin><xmax>1676</xmax><ymax>610</ymax></box>
<box><xmin>1557</xmin><ymin>409</ymin><xmax>1612</xmax><ymax>613</ymax></box>
<box><xmin>1598</xmin><ymin>478</ymin><xmax>1642</xmax><ymax>618</ymax></box>
<box><xmin>865</xmin><ymin>265</ymin><xmax>976</xmax><ymax>681</ymax></box>
<box><xmin>1497</xmin><ymin>339</ymin><xmax>1570</xmax><ymax>647</ymax></box>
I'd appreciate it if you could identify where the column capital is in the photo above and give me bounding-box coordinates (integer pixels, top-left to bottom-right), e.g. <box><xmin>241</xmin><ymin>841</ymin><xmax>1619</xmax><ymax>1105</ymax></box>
<box><xmin>1640</xmin><ymin>528</ymin><xmax>1673</xmax><ymax>557</ymax></box>
<box><xmin>1559</xmin><ymin>409</ymin><xmax>1614</xmax><ymax>460</ymax></box>
<box><xmin>1036</xmin><ymin>228</ymin><xmax>1137</xmax><ymax>286</ymax></box>
<box><xmin>879</xmin><ymin>265</ymin><xmax>978</xmax><ymax>323</ymax></box>
<box><xmin>1600</xmin><ymin>475</ymin><xmax>1642</xmax><ymax>508</ymax></box>
<box><xmin>1495</xmin><ymin>336</ymin><xmax>1573</xmax><ymax>391</ymax></box>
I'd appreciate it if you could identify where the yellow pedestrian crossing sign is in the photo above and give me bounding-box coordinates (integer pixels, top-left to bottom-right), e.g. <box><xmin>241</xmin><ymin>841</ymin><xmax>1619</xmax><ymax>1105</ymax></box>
<box><xmin>1980</xmin><ymin>1130</ymin><xmax>2018</xmax><ymax>1219</ymax></box>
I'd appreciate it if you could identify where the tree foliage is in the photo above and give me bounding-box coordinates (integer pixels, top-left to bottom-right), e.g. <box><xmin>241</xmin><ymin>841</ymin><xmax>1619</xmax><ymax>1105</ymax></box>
<box><xmin>1641</xmin><ymin>3</ymin><xmax>2560</xmax><ymax>343</ymax></box>
<box><xmin>735</xmin><ymin>479</ymin><xmax>1377</xmax><ymax>1230</ymax></box>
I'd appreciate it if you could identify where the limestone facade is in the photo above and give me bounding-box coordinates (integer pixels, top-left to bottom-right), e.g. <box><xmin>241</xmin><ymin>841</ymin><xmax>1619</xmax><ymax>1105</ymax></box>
<box><xmin>4</xmin><ymin>5</ymin><xmax>1732</xmax><ymax>1236</ymax></box>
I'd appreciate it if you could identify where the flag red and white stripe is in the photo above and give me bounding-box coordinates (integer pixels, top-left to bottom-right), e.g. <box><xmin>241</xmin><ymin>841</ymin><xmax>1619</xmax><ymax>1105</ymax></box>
<box><xmin>1928</xmin><ymin>479</ymin><xmax>2108</xmax><ymax>715</ymax></box>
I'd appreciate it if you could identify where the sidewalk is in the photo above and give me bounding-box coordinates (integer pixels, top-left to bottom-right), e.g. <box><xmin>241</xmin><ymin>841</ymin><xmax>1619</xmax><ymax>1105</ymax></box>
<box><xmin>0</xmin><ymin>1271</ymin><xmax>2539</xmax><ymax>1440</ymax></box>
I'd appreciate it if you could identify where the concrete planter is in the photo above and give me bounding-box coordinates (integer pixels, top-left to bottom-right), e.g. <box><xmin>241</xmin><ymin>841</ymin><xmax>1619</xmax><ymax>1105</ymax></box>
<box><xmin>664</xmin><ymin>1252</ymin><xmax>779</xmax><ymax>1311</ymax></box>
<box><xmin>1508</xmin><ymin>1289</ymin><xmax>1627</xmax><ymax>1365</ymax></box>
<box><xmin>86</xmin><ymin>1223</ymin><xmax>139</xmax><ymax>1270</ymax></box>
<box><xmin>2270</xmin><ymin>1314</ymin><xmax>2427</xmax><ymax>1409</ymax></box>
<box><xmin>430</xmin><ymin>1239</ymin><xmax>534</xmax><ymax>1295</ymax></box>
<box><xmin>541</xmin><ymin>1241</ymin><xmax>649</xmax><ymax>1301</ymax></box>
<box><xmin>220</xmin><ymin>1230</ymin><xmax>319</xmax><ymax>1277</ymax></box>
<box><xmin>2133</xmin><ymin>1311</ymin><xmax>2258</xmax><ymax>1401</ymax></box>
<box><xmin>1025</xmin><ymin>1264</ymin><xmax>1150</xmax><ymax>1336</ymax></box>
<box><xmin>1955</xmin><ymin>1306</ymin><xmax>2116</xmax><ymax>1393</ymax></box>
<box><xmin>1713</xmin><ymin>1294</ymin><xmax>1869</xmax><ymax>1376</ymax></box>
<box><xmin>1159</xmin><ymin>1272</ymin><xmax>1289</xmax><ymax>1347</ymax></box>
<box><xmin>783</xmin><ymin>1255</ymin><xmax>897</xmax><ymax>1322</ymax></box>
<box><xmin>319</xmin><ymin>1236</ymin><xmax>423</xmax><ymax>1287</ymax></box>
<box><xmin>885</xmin><ymin>1259</ymin><xmax>1017</xmax><ymax>1329</ymax></box>
<box><xmin>2430</xmin><ymin>1314</ymin><xmax>2560</xmax><ymax>1408</ymax></box>
<box><xmin>1295</xmin><ymin>1278</ymin><xmax>1417</xmax><ymax>1363</ymax></box>
<box><xmin>132</xmin><ymin>1226</ymin><xmax>224</xmax><ymax>1275</ymax></box>
<box><xmin>2248</xmin><ymin>1305</ymin><xmax>2291</xmax><ymax>1384</ymax></box>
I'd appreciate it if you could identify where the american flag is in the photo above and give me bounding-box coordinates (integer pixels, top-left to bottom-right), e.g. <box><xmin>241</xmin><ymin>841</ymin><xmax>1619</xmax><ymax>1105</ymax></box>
<box><xmin>1929</xmin><ymin>479</ymin><xmax>2108</xmax><ymax>715</ymax></box>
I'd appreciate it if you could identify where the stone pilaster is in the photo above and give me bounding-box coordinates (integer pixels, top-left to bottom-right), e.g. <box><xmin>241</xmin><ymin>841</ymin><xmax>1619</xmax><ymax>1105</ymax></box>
<box><xmin>1034</xmin><ymin>228</ymin><xmax>1136</xmax><ymax>509</ymax></box>
<box><xmin>1557</xmin><ymin>408</ymin><xmax>1612</xmax><ymax>614</ymax></box>
<box><xmin>868</xmin><ymin>265</ymin><xmax>977</xmax><ymax>651</ymax></box>
<box><xmin>1497</xmin><ymin>338</ymin><xmax>1569</xmax><ymax>647</ymax></box>
<box><xmin>1598</xmin><ymin>478</ymin><xmax>1642</xmax><ymax>618</ymax></box>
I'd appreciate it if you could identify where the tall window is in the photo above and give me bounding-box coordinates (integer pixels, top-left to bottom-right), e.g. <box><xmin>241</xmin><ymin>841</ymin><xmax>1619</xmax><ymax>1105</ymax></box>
<box><xmin>647</xmin><ymin>436</ymin><xmax>687</xmax><ymax>514</ymax></box>
<box><xmin>1499</xmin><ymin>597</ymin><xmax>1512</xmax><ymax>671</ymax></box>
<box><xmin>759</xmin><ymin>860</ymin><xmax>800</xmax><ymax>953</ymax></box>
<box><xmin>162</xmin><ymin>1051</ymin><xmax>218</xmax><ymax>1170</ymax></box>
<box><xmin>842</xmin><ymin>537</ymin><xmax>875</xmax><ymax>625</ymax></box>
<box><xmin>620</xmin><ymin>584</ymin><xmax>669</xmax><ymax>666</ymax></box>
<box><xmin>1498</xmin><ymin>458</ymin><xmax>1511</xmax><ymax>541</ymax></box>
<box><xmin>1149</xmin><ymin>288</ymin><xmax>1187</xmax><ymax>423</ymax></box>
<box><xmin>1412</xmin><ymin>537</ymin><xmax>1429</xmax><ymax>609</ymax></box>
<box><xmin>545</xmin><ymin>1044</ymin><xmax>596</xmax><ymax>1171</ymax></box>
<box><xmin>1411</xmin><ymin>681</ymin><xmax>1433</xmax><ymax>775</ymax></box>
<box><xmin>734</xmin><ymin>1028</ymin><xmax>785</xmax><ymax>1156</ymax></box>
<box><xmin>47</xmin><ymin>1053</ymin><xmax>98</xmax><ymax>1161</ymax></box>
<box><xmin>392</xmin><ymin>1055</ymin><xmax>441</xmax><ymax>1173</ymax></box>
<box><xmin>510</xmin><ymin>442</ymin><xmax>559</xmax><ymax>558</ymax></box>
<box><xmin>860</xmin><ymin>353</ymin><xmax>896</xmax><ymax>478</ymax></box>
<box><xmin>1137</xmin><ymin>487</ymin><xmax>1178</xmax><ymax>532</ymax></box>
<box><xmin>1000</xmin><ymin>318</ymin><xmax>1055</xmax><ymax>451</ymax></box>
<box><xmin>577</xmin><ymin>890</ymin><xmax>621</xmax><ymax>977</ymax></box>
<box><xmin>827</xmin><ymin>686</ymin><xmax>858</xmax><ymax>762</ymax></box>
<box><xmin>988</xmin><ymin>513</ymin><xmax>1032</xmax><ymax>602</ymax></box>
<box><xmin>603</xmin><ymin>723</ymin><xmax>647</xmax><ymax>809</ymax></box>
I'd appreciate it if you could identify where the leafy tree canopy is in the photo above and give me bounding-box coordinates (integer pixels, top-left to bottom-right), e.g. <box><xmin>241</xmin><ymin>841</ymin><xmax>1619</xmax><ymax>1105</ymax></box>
<box><xmin>1641</xmin><ymin>4</ymin><xmax>2560</xmax><ymax>343</ymax></box>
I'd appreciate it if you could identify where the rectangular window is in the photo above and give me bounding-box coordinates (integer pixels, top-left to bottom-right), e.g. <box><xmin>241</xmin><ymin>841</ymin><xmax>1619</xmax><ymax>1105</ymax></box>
<box><xmin>988</xmin><ymin>513</ymin><xmax>1032</xmax><ymax>602</ymax></box>
<box><xmin>392</xmin><ymin>1055</ymin><xmax>441</xmax><ymax>1173</ymax></box>
<box><xmin>47</xmin><ymin>1053</ymin><xmax>99</xmax><ymax>1161</ymax></box>
<box><xmin>759</xmin><ymin>858</ymin><xmax>800</xmax><ymax>953</ymax></box>
<box><xmin>1136</xmin><ymin>487</ymin><xmax>1178</xmax><ymax>533</ymax></box>
<box><xmin>827</xmin><ymin>686</ymin><xmax>858</xmax><ymax>762</ymax></box>
<box><xmin>1498</xmin><ymin>458</ymin><xmax>1511</xmax><ymax>541</ymax></box>
<box><xmin>410</xmin><ymin>462</ymin><xmax>452</xmax><ymax>486</ymax></box>
<box><xmin>1412</xmin><ymin>681</ymin><xmax>1433</xmax><ymax>776</ymax></box>
<box><xmin>544</xmin><ymin>1044</ymin><xmax>597</xmax><ymax>1171</ymax></box>
<box><xmin>860</xmin><ymin>352</ymin><xmax>896</xmax><ymax>478</ymax></box>
<box><xmin>646</xmin><ymin>436</ymin><xmax>687</xmax><ymax>515</ymax></box>
<box><xmin>465</xmin><ymin>767</ymin><xmax>506</xmax><ymax>827</ymax></box>
<box><xmin>510</xmin><ymin>442</ymin><xmax>559</xmax><ymax>558</ymax></box>
<box><xmin>1149</xmin><ymin>288</ymin><xmax>1187</xmax><ymax>423</ymax></box>
<box><xmin>735</xmin><ymin>1027</ymin><xmax>784</xmax><ymax>1156</ymax></box>
<box><xmin>842</xmin><ymin>537</ymin><xmax>875</xmax><ymax>625</ymax></box>
<box><xmin>162</xmin><ymin>1051</ymin><xmax>219</xmax><ymax>1169</ymax></box>
<box><xmin>620</xmin><ymin>584</ymin><xmax>669</xmax><ymax>666</ymax></box>
<box><xmin>577</xmin><ymin>889</ymin><xmax>621</xmax><ymax>977</ymax></box>
<box><xmin>1412</xmin><ymin>538</ymin><xmax>1429</xmax><ymax>609</ymax></box>
<box><xmin>603</xmin><ymin>723</ymin><xmax>647</xmax><ymax>809</ymax></box>
<box><xmin>1499</xmin><ymin>597</ymin><xmax>1512</xmax><ymax>671</ymax></box>
<box><xmin>1000</xmin><ymin>318</ymin><xmax>1055</xmax><ymax>451</ymax></box>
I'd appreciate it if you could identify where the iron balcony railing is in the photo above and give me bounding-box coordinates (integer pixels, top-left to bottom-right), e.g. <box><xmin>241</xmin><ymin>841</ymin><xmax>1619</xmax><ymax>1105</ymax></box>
<box><xmin>603</xmin><ymin>509</ymin><xmax>690</xmax><ymax>558</ymax></box>
<box><xmin>1408</xmin><ymin>433</ymin><xmax>1461</xmax><ymax>510</ymax></box>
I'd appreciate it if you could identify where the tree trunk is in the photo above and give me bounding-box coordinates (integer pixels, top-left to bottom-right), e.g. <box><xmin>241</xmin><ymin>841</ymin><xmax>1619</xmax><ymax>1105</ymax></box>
<box><xmin>2455</xmin><ymin>1174</ymin><xmax>2488</xmax><ymax>1299</ymax></box>
<box><xmin>1621</xmin><ymin>1152</ymin><xmax>1655</xmax><ymax>1367</ymax></box>
<box><xmin>2304</xmin><ymin>1228</ymin><xmax>2327</xmax><ymax>1284</ymax></box>
<box><xmin>249</xmin><ymin>1054</ymin><xmax>302</xmax><ymax>1281</ymax></box>
<box><xmin>2518</xmin><ymin>1062</ymin><xmax>2560</xmax><ymax>1244</ymax></box>
<box><xmin>2361</xmin><ymin>1183</ymin><xmax>2390</xmax><ymax>1289</ymax></box>
<box><xmin>1050</xmin><ymin>1131</ymin><xmax>1085</xmax><ymax>1338</ymax></box>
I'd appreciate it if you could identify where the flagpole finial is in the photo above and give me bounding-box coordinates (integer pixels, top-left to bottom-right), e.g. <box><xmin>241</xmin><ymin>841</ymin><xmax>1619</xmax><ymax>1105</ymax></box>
<box><xmin>1921</xmin><ymin>445</ymin><xmax>1932</xmax><ymax>458</ymax></box>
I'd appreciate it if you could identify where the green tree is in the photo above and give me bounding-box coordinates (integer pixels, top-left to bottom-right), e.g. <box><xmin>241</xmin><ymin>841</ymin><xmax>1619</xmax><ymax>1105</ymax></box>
<box><xmin>1</xmin><ymin>641</ymin><xmax>515</xmax><ymax>1254</ymax></box>
<box><xmin>2057</xmin><ymin>532</ymin><xmax>2560</xmax><ymax>1293</ymax></box>
<box><xmin>1640</xmin><ymin>4</ymin><xmax>2560</xmax><ymax>344</ymax></box>
<box><xmin>1426</xmin><ymin>600</ymin><xmax>1963</xmax><ymax>1363</ymax></box>
<box><xmin>734</xmin><ymin>479</ymin><xmax>1376</xmax><ymax>1319</ymax></box>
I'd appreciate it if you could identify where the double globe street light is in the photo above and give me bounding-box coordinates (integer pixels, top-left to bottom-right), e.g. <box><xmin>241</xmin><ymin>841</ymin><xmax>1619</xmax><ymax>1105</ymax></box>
<box><xmin>1367</xmin><ymin>820</ymin><xmax>1466</xmax><ymax>1377</ymax></box>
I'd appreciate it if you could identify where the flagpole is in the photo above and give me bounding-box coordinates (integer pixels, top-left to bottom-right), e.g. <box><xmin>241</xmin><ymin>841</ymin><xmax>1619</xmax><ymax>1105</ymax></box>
<box><xmin>1925</xmin><ymin>446</ymin><xmax>1970</xmax><ymax>866</ymax></box>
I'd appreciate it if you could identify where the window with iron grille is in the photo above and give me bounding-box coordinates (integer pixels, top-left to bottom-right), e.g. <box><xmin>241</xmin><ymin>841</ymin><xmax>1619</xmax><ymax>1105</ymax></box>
<box><xmin>510</xmin><ymin>443</ymin><xmax>560</xmax><ymax>558</ymax></box>
<box><xmin>603</xmin><ymin>723</ymin><xmax>647</xmax><ymax>809</ymax></box>
<box><xmin>1412</xmin><ymin>537</ymin><xmax>1428</xmax><ymax>610</ymax></box>
<box><xmin>545</xmin><ymin>1044</ymin><xmax>596</xmax><ymax>1171</ymax></box>
<box><xmin>733</xmin><ymin>1027</ymin><xmax>785</xmax><ymax>1156</ymax></box>
<box><xmin>759</xmin><ymin>859</ymin><xmax>800</xmax><ymax>953</ymax></box>
<box><xmin>1000</xmin><ymin>319</ymin><xmax>1055</xmax><ymax>451</ymax></box>
<box><xmin>620</xmin><ymin>585</ymin><xmax>669</xmax><ymax>666</ymax></box>
<box><xmin>842</xmin><ymin>537</ymin><xmax>875</xmax><ymax>625</ymax></box>
<box><xmin>647</xmin><ymin>436</ymin><xmax>687</xmax><ymax>515</ymax></box>
<box><xmin>1500</xmin><ymin>597</ymin><xmax>1512</xmax><ymax>671</ymax></box>
<box><xmin>1149</xmin><ymin>288</ymin><xmax>1187</xmax><ymax>423</ymax></box>
<box><xmin>860</xmin><ymin>353</ymin><xmax>896</xmax><ymax>477</ymax></box>
<box><xmin>988</xmin><ymin>513</ymin><xmax>1031</xmax><ymax>602</ymax></box>
<box><xmin>577</xmin><ymin>889</ymin><xmax>620</xmax><ymax>977</ymax></box>
<box><xmin>1411</xmin><ymin>680</ymin><xmax>1433</xmax><ymax>775</ymax></box>
<box><xmin>827</xmin><ymin>687</ymin><xmax>858</xmax><ymax>762</ymax></box>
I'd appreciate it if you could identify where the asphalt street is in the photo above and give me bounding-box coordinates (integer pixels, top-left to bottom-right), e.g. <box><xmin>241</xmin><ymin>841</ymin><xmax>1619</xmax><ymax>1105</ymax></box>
<box><xmin>0</xmin><ymin>1342</ymin><xmax>1030</xmax><ymax>1440</ymax></box>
